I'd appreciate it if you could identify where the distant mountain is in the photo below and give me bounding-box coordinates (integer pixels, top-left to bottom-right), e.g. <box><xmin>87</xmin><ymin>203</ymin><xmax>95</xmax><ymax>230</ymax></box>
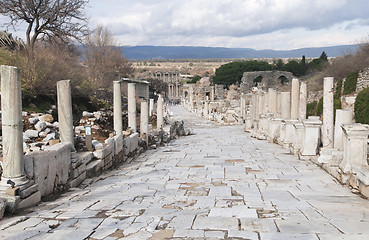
<box><xmin>121</xmin><ymin>45</ymin><xmax>359</xmax><ymax>60</ymax></box>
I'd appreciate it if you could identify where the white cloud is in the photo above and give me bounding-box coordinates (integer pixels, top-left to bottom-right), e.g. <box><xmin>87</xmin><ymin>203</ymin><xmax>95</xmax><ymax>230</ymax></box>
<box><xmin>2</xmin><ymin>0</ymin><xmax>369</xmax><ymax>49</ymax></box>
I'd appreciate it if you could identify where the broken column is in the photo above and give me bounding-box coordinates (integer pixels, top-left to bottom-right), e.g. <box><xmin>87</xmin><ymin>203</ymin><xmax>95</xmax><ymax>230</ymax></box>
<box><xmin>57</xmin><ymin>80</ymin><xmax>74</xmax><ymax>149</ymax></box>
<box><xmin>140</xmin><ymin>101</ymin><xmax>149</xmax><ymax>143</ymax></box>
<box><xmin>128</xmin><ymin>83</ymin><xmax>137</xmax><ymax>132</ymax></box>
<box><xmin>149</xmin><ymin>98</ymin><xmax>154</xmax><ymax>117</ymax></box>
<box><xmin>190</xmin><ymin>88</ymin><xmax>195</xmax><ymax>110</ymax></box>
<box><xmin>113</xmin><ymin>80</ymin><xmax>123</xmax><ymax>135</ymax></box>
<box><xmin>334</xmin><ymin>109</ymin><xmax>353</xmax><ymax>151</ymax></box>
<box><xmin>0</xmin><ymin>65</ymin><xmax>28</xmax><ymax>186</ymax></box>
<box><xmin>204</xmin><ymin>99</ymin><xmax>209</xmax><ymax>119</ymax></box>
<box><xmin>268</xmin><ymin>88</ymin><xmax>277</xmax><ymax>116</ymax></box>
<box><xmin>276</xmin><ymin>91</ymin><xmax>282</xmax><ymax>118</ymax></box>
<box><xmin>291</xmin><ymin>78</ymin><xmax>299</xmax><ymax>119</ymax></box>
<box><xmin>322</xmin><ymin>77</ymin><xmax>334</xmax><ymax>148</ymax></box>
<box><xmin>298</xmin><ymin>82</ymin><xmax>307</xmax><ymax>122</ymax></box>
<box><xmin>281</xmin><ymin>92</ymin><xmax>291</xmax><ymax>119</ymax></box>
<box><xmin>157</xmin><ymin>94</ymin><xmax>164</xmax><ymax>129</ymax></box>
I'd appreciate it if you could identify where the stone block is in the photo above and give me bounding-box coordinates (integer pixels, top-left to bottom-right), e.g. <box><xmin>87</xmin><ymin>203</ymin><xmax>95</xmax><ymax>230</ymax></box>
<box><xmin>5</xmin><ymin>187</ymin><xmax>20</xmax><ymax>196</ymax></box>
<box><xmin>17</xmin><ymin>190</ymin><xmax>41</xmax><ymax>210</ymax></box>
<box><xmin>93</xmin><ymin>141</ymin><xmax>113</xmax><ymax>159</ymax></box>
<box><xmin>123</xmin><ymin>137</ymin><xmax>131</xmax><ymax>156</ymax></box>
<box><xmin>19</xmin><ymin>183</ymin><xmax>39</xmax><ymax>199</ymax></box>
<box><xmin>114</xmin><ymin>135</ymin><xmax>124</xmax><ymax>156</ymax></box>
<box><xmin>0</xmin><ymin>198</ymin><xmax>5</xmax><ymax>220</ymax></box>
<box><xmin>72</xmin><ymin>163</ymin><xmax>86</xmax><ymax>179</ymax></box>
<box><xmin>129</xmin><ymin>133</ymin><xmax>139</xmax><ymax>153</ymax></box>
<box><xmin>0</xmin><ymin>194</ymin><xmax>20</xmax><ymax>214</ymax></box>
<box><xmin>68</xmin><ymin>171</ymin><xmax>86</xmax><ymax>188</ymax></box>
<box><xmin>86</xmin><ymin>160</ymin><xmax>103</xmax><ymax>178</ymax></box>
<box><xmin>78</xmin><ymin>152</ymin><xmax>94</xmax><ymax>165</ymax></box>
<box><xmin>32</xmin><ymin>143</ymin><xmax>72</xmax><ymax>196</ymax></box>
<box><xmin>24</xmin><ymin>154</ymin><xmax>34</xmax><ymax>179</ymax></box>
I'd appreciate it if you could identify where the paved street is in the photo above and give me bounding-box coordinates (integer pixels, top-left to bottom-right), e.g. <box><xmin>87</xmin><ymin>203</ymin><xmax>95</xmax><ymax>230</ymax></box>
<box><xmin>1</xmin><ymin>105</ymin><xmax>369</xmax><ymax>240</ymax></box>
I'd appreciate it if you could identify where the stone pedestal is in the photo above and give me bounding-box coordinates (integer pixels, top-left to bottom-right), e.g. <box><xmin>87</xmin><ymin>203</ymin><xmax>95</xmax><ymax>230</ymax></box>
<box><xmin>284</xmin><ymin>119</ymin><xmax>298</xmax><ymax>149</ymax></box>
<box><xmin>300</xmin><ymin>117</ymin><xmax>322</xmax><ymax>156</ymax></box>
<box><xmin>299</xmin><ymin>82</ymin><xmax>307</xmax><ymax>122</ymax></box>
<box><xmin>278</xmin><ymin>120</ymin><xmax>286</xmax><ymax>145</ymax></box>
<box><xmin>268</xmin><ymin>118</ymin><xmax>282</xmax><ymax>143</ymax></box>
<box><xmin>0</xmin><ymin>66</ymin><xmax>28</xmax><ymax>186</ymax></box>
<box><xmin>128</xmin><ymin>83</ymin><xmax>137</xmax><ymax>132</ymax></box>
<box><xmin>244</xmin><ymin>117</ymin><xmax>253</xmax><ymax>132</ymax></box>
<box><xmin>140</xmin><ymin>101</ymin><xmax>149</xmax><ymax>143</ymax></box>
<box><xmin>334</xmin><ymin>109</ymin><xmax>353</xmax><ymax>151</ymax></box>
<box><xmin>113</xmin><ymin>80</ymin><xmax>123</xmax><ymax>135</ymax></box>
<box><xmin>251</xmin><ymin>119</ymin><xmax>259</xmax><ymax>138</ymax></box>
<box><xmin>292</xmin><ymin>122</ymin><xmax>304</xmax><ymax>154</ymax></box>
<box><xmin>291</xmin><ymin>78</ymin><xmax>299</xmax><ymax>119</ymax></box>
<box><xmin>322</xmin><ymin>77</ymin><xmax>334</xmax><ymax>148</ymax></box>
<box><xmin>281</xmin><ymin>92</ymin><xmax>291</xmax><ymax>119</ymax></box>
<box><xmin>340</xmin><ymin>124</ymin><xmax>369</xmax><ymax>174</ymax></box>
<box><xmin>157</xmin><ymin>94</ymin><xmax>164</xmax><ymax>129</ymax></box>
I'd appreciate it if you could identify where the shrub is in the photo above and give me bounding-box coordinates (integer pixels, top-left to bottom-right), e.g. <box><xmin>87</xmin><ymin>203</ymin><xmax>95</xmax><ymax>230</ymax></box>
<box><xmin>354</xmin><ymin>87</ymin><xmax>369</xmax><ymax>124</ymax></box>
<box><xmin>306</xmin><ymin>101</ymin><xmax>317</xmax><ymax>118</ymax></box>
<box><xmin>343</xmin><ymin>72</ymin><xmax>358</xmax><ymax>95</ymax></box>
<box><xmin>316</xmin><ymin>97</ymin><xmax>323</xmax><ymax>117</ymax></box>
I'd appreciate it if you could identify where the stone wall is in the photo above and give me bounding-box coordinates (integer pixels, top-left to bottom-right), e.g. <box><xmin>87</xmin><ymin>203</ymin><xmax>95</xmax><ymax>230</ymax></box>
<box><xmin>356</xmin><ymin>68</ymin><xmax>369</xmax><ymax>92</ymax></box>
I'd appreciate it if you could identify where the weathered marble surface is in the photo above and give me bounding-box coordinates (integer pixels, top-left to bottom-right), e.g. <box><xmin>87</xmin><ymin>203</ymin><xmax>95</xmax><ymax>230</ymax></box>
<box><xmin>1</xmin><ymin>105</ymin><xmax>369</xmax><ymax>240</ymax></box>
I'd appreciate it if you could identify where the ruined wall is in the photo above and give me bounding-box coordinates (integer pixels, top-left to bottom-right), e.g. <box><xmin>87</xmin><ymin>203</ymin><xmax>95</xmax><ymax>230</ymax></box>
<box><xmin>356</xmin><ymin>68</ymin><xmax>369</xmax><ymax>92</ymax></box>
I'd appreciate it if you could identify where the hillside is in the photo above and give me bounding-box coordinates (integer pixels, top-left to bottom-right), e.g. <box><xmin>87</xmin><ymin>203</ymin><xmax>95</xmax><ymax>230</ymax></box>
<box><xmin>122</xmin><ymin>45</ymin><xmax>358</xmax><ymax>60</ymax></box>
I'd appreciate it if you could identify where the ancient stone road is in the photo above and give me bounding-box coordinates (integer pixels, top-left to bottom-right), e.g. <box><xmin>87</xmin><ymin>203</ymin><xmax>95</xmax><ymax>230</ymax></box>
<box><xmin>1</xmin><ymin>106</ymin><xmax>369</xmax><ymax>240</ymax></box>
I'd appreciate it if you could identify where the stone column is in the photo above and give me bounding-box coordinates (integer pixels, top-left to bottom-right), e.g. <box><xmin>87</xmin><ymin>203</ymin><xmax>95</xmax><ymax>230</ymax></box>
<box><xmin>263</xmin><ymin>92</ymin><xmax>268</xmax><ymax>114</ymax></box>
<box><xmin>258</xmin><ymin>92</ymin><xmax>264</xmax><ymax>116</ymax></box>
<box><xmin>340</xmin><ymin>124</ymin><xmax>369</xmax><ymax>174</ymax></box>
<box><xmin>322</xmin><ymin>77</ymin><xmax>334</xmax><ymax>148</ymax></box>
<box><xmin>268</xmin><ymin>88</ymin><xmax>277</xmax><ymax>116</ymax></box>
<box><xmin>281</xmin><ymin>92</ymin><xmax>291</xmax><ymax>119</ymax></box>
<box><xmin>128</xmin><ymin>83</ymin><xmax>137</xmax><ymax>132</ymax></box>
<box><xmin>157</xmin><ymin>94</ymin><xmax>164</xmax><ymax>129</ymax></box>
<box><xmin>276</xmin><ymin>91</ymin><xmax>282</xmax><ymax>118</ymax></box>
<box><xmin>190</xmin><ymin>88</ymin><xmax>195</xmax><ymax>110</ymax></box>
<box><xmin>113</xmin><ymin>80</ymin><xmax>123</xmax><ymax>136</ymax></box>
<box><xmin>334</xmin><ymin>109</ymin><xmax>353</xmax><ymax>151</ymax></box>
<box><xmin>57</xmin><ymin>80</ymin><xmax>74</xmax><ymax>149</ymax></box>
<box><xmin>298</xmin><ymin>82</ymin><xmax>307</xmax><ymax>122</ymax></box>
<box><xmin>291</xmin><ymin>78</ymin><xmax>299</xmax><ymax>119</ymax></box>
<box><xmin>204</xmin><ymin>100</ymin><xmax>209</xmax><ymax>119</ymax></box>
<box><xmin>251</xmin><ymin>93</ymin><xmax>257</xmax><ymax>120</ymax></box>
<box><xmin>210</xmin><ymin>86</ymin><xmax>215</xmax><ymax>101</ymax></box>
<box><xmin>255</xmin><ymin>92</ymin><xmax>260</xmax><ymax>118</ymax></box>
<box><xmin>300</xmin><ymin>117</ymin><xmax>322</xmax><ymax>156</ymax></box>
<box><xmin>0</xmin><ymin>65</ymin><xmax>28</xmax><ymax>185</ymax></box>
<box><xmin>140</xmin><ymin>101</ymin><xmax>149</xmax><ymax>143</ymax></box>
<box><xmin>149</xmin><ymin>98</ymin><xmax>154</xmax><ymax>117</ymax></box>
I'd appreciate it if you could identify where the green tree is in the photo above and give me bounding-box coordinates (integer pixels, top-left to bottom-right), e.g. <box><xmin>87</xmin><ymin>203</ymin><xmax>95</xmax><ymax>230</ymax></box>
<box><xmin>320</xmin><ymin>51</ymin><xmax>328</xmax><ymax>62</ymax></box>
<box><xmin>354</xmin><ymin>87</ymin><xmax>369</xmax><ymax>124</ymax></box>
<box><xmin>213</xmin><ymin>60</ymin><xmax>273</xmax><ymax>86</ymax></box>
<box><xmin>343</xmin><ymin>72</ymin><xmax>358</xmax><ymax>95</ymax></box>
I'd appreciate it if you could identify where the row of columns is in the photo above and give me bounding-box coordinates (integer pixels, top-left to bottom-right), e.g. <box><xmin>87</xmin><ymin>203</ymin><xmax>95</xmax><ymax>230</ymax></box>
<box><xmin>246</xmin><ymin>76</ymin><xmax>369</xmax><ymax>185</ymax></box>
<box><xmin>168</xmin><ymin>83</ymin><xmax>181</xmax><ymax>98</ymax></box>
<box><xmin>1</xmin><ymin>66</ymin><xmax>165</xmax><ymax>189</ymax></box>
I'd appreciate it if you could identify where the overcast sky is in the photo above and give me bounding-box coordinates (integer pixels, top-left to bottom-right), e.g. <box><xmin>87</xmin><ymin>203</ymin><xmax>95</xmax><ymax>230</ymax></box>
<box><xmin>86</xmin><ymin>0</ymin><xmax>369</xmax><ymax>50</ymax></box>
<box><xmin>2</xmin><ymin>0</ymin><xmax>369</xmax><ymax>50</ymax></box>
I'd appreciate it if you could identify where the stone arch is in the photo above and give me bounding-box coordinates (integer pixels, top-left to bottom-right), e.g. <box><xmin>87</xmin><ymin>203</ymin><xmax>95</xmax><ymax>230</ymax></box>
<box><xmin>241</xmin><ymin>71</ymin><xmax>294</xmax><ymax>90</ymax></box>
